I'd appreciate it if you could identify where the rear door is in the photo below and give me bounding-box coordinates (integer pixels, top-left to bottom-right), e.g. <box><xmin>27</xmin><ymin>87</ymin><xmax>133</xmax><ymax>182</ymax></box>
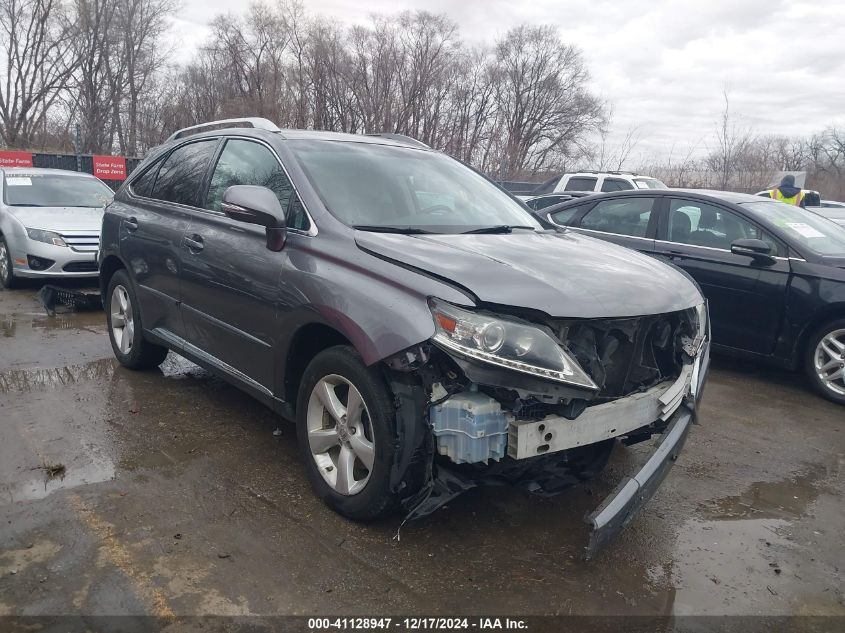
<box><xmin>180</xmin><ymin>137</ymin><xmax>309</xmax><ymax>393</ymax></box>
<box><xmin>121</xmin><ymin>138</ymin><xmax>220</xmax><ymax>340</ymax></box>
<box><xmin>568</xmin><ymin>195</ymin><xmax>659</xmax><ymax>255</ymax></box>
<box><xmin>653</xmin><ymin>197</ymin><xmax>791</xmax><ymax>354</ymax></box>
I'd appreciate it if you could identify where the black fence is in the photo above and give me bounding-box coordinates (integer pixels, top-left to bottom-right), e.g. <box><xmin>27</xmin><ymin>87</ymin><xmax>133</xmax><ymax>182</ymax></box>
<box><xmin>30</xmin><ymin>153</ymin><xmax>142</xmax><ymax>190</ymax></box>
<box><xmin>495</xmin><ymin>180</ymin><xmax>541</xmax><ymax>195</ymax></box>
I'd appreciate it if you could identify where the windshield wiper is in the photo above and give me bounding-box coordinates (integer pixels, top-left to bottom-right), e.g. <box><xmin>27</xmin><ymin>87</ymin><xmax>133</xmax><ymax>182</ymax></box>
<box><xmin>461</xmin><ymin>225</ymin><xmax>536</xmax><ymax>234</ymax></box>
<box><xmin>352</xmin><ymin>225</ymin><xmax>433</xmax><ymax>234</ymax></box>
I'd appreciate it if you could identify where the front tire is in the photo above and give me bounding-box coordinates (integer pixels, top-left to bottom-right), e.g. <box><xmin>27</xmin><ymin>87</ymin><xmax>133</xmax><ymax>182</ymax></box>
<box><xmin>106</xmin><ymin>269</ymin><xmax>168</xmax><ymax>370</ymax></box>
<box><xmin>295</xmin><ymin>345</ymin><xmax>419</xmax><ymax>520</ymax></box>
<box><xmin>0</xmin><ymin>236</ymin><xmax>22</xmax><ymax>289</ymax></box>
<box><xmin>804</xmin><ymin>319</ymin><xmax>845</xmax><ymax>405</ymax></box>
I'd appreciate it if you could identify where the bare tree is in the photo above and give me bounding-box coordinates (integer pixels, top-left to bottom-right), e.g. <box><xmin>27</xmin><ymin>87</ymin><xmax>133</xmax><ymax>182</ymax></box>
<box><xmin>0</xmin><ymin>0</ymin><xmax>78</xmax><ymax>147</ymax></box>
<box><xmin>706</xmin><ymin>89</ymin><xmax>755</xmax><ymax>190</ymax></box>
<box><xmin>490</xmin><ymin>25</ymin><xmax>604</xmax><ymax>179</ymax></box>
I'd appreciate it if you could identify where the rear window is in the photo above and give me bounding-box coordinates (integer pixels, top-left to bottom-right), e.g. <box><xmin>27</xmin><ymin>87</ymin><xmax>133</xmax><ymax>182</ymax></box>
<box><xmin>2</xmin><ymin>173</ymin><xmax>113</xmax><ymax>207</ymax></box>
<box><xmin>601</xmin><ymin>178</ymin><xmax>634</xmax><ymax>192</ymax></box>
<box><xmin>528</xmin><ymin>195</ymin><xmax>571</xmax><ymax>210</ymax></box>
<box><xmin>149</xmin><ymin>139</ymin><xmax>218</xmax><ymax>206</ymax></box>
<box><xmin>564</xmin><ymin>177</ymin><xmax>597</xmax><ymax>191</ymax></box>
<box><xmin>633</xmin><ymin>177</ymin><xmax>667</xmax><ymax>190</ymax></box>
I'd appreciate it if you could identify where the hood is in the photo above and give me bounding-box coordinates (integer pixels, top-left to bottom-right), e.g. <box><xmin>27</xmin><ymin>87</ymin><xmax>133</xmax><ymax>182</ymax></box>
<box><xmin>9</xmin><ymin>206</ymin><xmax>104</xmax><ymax>233</ymax></box>
<box><xmin>355</xmin><ymin>230</ymin><xmax>703</xmax><ymax>318</ymax></box>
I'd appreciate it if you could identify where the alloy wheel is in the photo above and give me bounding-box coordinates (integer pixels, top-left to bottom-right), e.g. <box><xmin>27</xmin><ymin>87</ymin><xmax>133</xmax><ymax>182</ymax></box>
<box><xmin>306</xmin><ymin>374</ymin><xmax>375</xmax><ymax>496</ymax></box>
<box><xmin>110</xmin><ymin>285</ymin><xmax>135</xmax><ymax>354</ymax></box>
<box><xmin>814</xmin><ymin>328</ymin><xmax>845</xmax><ymax>397</ymax></box>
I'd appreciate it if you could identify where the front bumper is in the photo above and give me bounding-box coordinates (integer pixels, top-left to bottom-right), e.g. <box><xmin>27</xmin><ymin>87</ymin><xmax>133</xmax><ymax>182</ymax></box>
<box><xmin>584</xmin><ymin>340</ymin><xmax>710</xmax><ymax>559</ymax></box>
<box><xmin>11</xmin><ymin>236</ymin><xmax>99</xmax><ymax>278</ymax></box>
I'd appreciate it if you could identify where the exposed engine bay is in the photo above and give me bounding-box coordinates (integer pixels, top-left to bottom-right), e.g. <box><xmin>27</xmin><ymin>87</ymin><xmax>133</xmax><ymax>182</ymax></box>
<box><xmin>383</xmin><ymin>304</ymin><xmax>706</xmax><ymax>525</ymax></box>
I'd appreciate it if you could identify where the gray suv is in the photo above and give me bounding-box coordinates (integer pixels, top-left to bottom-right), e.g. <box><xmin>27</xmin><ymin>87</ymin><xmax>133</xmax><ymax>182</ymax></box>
<box><xmin>99</xmin><ymin>118</ymin><xmax>710</xmax><ymax>557</ymax></box>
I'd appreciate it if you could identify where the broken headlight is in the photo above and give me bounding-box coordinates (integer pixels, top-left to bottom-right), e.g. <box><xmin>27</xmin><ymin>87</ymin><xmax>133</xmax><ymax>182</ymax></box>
<box><xmin>429</xmin><ymin>298</ymin><xmax>598</xmax><ymax>390</ymax></box>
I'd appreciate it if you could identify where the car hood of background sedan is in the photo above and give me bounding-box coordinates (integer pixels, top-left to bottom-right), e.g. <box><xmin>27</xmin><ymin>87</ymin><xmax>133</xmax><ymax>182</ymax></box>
<box><xmin>9</xmin><ymin>206</ymin><xmax>104</xmax><ymax>232</ymax></box>
<box><xmin>356</xmin><ymin>230</ymin><xmax>703</xmax><ymax>318</ymax></box>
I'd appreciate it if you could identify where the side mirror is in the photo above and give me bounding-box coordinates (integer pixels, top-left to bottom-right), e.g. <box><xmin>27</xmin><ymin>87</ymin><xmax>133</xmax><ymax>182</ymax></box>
<box><xmin>222</xmin><ymin>185</ymin><xmax>287</xmax><ymax>251</ymax></box>
<box><xmin>731</xmin><ymin>238</ymin><xmax>775</xmax><ymax>263</ymax></box>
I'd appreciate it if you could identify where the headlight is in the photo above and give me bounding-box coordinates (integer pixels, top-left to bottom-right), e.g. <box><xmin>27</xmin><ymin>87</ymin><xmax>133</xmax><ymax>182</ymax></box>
<box><xmin>429</xmin><ymin>298</ymin><xmax>598</xmax><ymax>390</ymax></box>
<box><xmin>26</xmin><ymin>228</ymin><xmax>67</xmax><ymax>247</ymax></box>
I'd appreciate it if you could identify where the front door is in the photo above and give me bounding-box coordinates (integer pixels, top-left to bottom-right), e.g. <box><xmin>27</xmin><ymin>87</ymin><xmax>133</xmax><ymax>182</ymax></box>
<box><xmin>654</xmin><ymin>197</ymin><xmax>791</xmax><ymax>355</ymax></box>
<box><xmin>179</xmin><ymin>138</ymin><xmax>302</xmax><ymax>393</ymax></box>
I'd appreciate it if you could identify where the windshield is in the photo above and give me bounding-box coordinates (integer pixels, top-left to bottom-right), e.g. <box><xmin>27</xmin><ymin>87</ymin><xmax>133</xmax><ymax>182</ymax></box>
<box><xmin>743</xmin><ymin>201</ymin><xmax>845</xmax><ymax>256</ymax></box>
<box><xmin>633</xmin><ymin>177</ymin><xmax>667</xmax><ymax>190</ymax></box>
<box><xmin>287</xmin><ymin>140</ymin><xmax>541</xmax><ymax>233</ymax></box>
<box><xmin>3</xmin><ymin>173</ymin><xmax>113</xmax><ymax>207</ymax></box>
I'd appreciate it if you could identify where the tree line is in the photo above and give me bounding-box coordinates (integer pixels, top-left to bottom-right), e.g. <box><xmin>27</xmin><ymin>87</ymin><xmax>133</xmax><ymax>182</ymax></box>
<box><xmin>3</xmin><ymin>0</ymin><xmax>845</xmax><ymax>198</ymax></box>
<box><xmin>634</xmin><ymin>94</ymin><xmax>845</xmax><ymax>199</ymax></box>
<box><xmin>0</xmin><ymin>0</ymin><xmax>605</xmax><ymax>179</ymax></box>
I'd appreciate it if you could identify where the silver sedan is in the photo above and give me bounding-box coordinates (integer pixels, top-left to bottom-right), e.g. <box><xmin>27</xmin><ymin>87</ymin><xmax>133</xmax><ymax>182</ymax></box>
<box><xmin>0</xmin><ymin>168</ymin><xmax>113</xmax><ymax>288</ymax></box>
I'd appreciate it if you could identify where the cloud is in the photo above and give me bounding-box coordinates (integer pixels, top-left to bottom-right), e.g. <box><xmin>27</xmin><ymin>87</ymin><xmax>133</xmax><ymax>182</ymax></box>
<box><xmin>171</xmin><ymin>0</ymin><xmax>845</xmax><ymax>160</ymax></box>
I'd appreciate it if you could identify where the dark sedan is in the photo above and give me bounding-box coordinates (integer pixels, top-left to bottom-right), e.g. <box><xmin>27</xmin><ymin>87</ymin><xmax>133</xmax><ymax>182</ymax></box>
<box><xmin>532</xmin><ymin>189</ymin><xmax>845</xmax><ymax>404</ymax></box>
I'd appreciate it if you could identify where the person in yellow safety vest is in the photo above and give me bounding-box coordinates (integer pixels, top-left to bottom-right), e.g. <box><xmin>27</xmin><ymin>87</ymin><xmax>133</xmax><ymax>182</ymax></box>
<box><xmin>770</xmin><ymin>175</ymin><xmax>806</xmax><ymax>207</ymax></box>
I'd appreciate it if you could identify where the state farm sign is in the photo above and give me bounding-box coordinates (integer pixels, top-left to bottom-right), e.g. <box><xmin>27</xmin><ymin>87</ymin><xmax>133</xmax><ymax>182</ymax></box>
<box><xmin>92</xmin><ymin>155</ymin><xmax>127</xmax><ymax>180</ymax></box>
<box><xmin>0</xmin><ymin>150</ymin><xmax>33</xmax><ymax>168</ymax></box>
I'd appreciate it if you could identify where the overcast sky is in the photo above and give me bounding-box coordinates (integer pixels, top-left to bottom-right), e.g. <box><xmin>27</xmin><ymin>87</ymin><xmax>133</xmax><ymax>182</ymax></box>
<box><xmin>170</xmin><ymin>0</ymin><xmax>845</xmax><ymax>161</ymax></box>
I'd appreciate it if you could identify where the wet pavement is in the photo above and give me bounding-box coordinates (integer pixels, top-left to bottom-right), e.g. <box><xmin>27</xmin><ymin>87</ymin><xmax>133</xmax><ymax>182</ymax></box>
<box><xmin>0</xmin><ymin>282</ymin><xmax>843</xmax><ymax>620</ymax></box>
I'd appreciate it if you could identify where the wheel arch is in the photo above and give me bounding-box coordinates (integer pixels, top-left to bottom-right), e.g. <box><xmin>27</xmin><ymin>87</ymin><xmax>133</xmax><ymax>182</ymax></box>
<box><xmin>795</xmin><ymin>303</ymin><xmax>845</xmax><ymax>367</ymax></box>
<box><xmin>283</xmin><ymin>322</ymin><xmax>352</xmax><ymax>412</ymax></box>
<box><xmin>99</xmin><ymin>254</ymin><xmax>127</xmax><ymax>297</ymax></box>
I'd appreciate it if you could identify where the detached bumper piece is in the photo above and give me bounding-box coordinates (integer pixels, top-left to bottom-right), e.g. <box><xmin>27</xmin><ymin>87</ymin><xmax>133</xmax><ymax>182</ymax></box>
<box><xmin>584</xmin><ymin>405</ymin><xmax>694</xmax><ymax>560</ymax></box>
<box><xmin>37</xmin><ymin>285</ymin><xmax>102</xmax><ymax>315</ymax></box>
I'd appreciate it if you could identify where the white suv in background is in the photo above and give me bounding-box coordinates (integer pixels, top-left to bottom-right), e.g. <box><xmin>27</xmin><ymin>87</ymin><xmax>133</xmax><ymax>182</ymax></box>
<box><xmin>534</xmin><ymin>171</ymin><xmax>668</xmax><ymax>195</ymax></box>
<box><xmin>558</xmin><ymin>171</ymin><xmax>668</xmax><ymax>193</ymax></box>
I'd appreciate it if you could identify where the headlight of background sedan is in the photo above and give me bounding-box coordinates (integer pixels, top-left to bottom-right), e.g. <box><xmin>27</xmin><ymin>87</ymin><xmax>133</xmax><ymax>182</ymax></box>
<box><xmin>26</xmin><ymin>228</ymin><xmax>67</xmax><ymax>247</ymax></box>
<box><xmin>429</xmin><ymin>298</ymin><xmax>598</xmax><ymax>390</ymax></box>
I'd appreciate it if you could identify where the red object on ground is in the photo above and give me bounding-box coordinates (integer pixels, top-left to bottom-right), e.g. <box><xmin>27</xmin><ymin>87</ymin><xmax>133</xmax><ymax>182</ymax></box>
<box><xmin>0</xmin><ymin>150</ymin><xmax>34</xmax><ymax>168</ymax></box>
<box><xmin>92</xmin><ymin>155</ymin><xmax>127</xmax><ymax>180</ymax></box>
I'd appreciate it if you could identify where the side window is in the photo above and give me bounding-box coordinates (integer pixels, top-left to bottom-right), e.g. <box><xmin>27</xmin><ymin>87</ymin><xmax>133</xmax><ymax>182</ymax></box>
<box><xmin>667</xmin><ymin>199</ymin><xmax>780</xmax><ymax>253</ymax></box>
<box><xmin>205</xmin><ymin>139</ymin><xmax>300</xmax><ymax>225</ymax></box>
<box><xmin>579</xmin><ymin>197</ymin><xmax>655</xmax><ymax>237</ymax></box>
<box><xmin>151</xmin><ymin>139</ymin><xmax>218</xmax><ymax>206</ymax></box>
<box><xmin>549</xmin><ymin>205</ymin><xmax>583</xmax><ymax>225</ymax></box>
<box><xmin>564</xmin><ymin>177</ymin><xmax>598</xmax><ymax>191</ymax></box>
<box><xmin>601</xmin><ymin>178</ymin><xmax>634</xmax><ymax>192</ymax></box>
<box><xmin>130</xmin><ymin>160</ymin><xmax>161</xmax><ymax>198</ymax></box>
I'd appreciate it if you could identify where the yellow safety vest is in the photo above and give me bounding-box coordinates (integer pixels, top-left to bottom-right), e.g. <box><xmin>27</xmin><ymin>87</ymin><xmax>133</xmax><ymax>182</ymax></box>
<box><xmin>770</xmin><ymin>188</ymin><xmax>804</xmax><ymax>206</ymax></box>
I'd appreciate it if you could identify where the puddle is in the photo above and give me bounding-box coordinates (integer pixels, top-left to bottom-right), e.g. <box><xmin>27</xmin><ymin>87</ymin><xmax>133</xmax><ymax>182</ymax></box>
<box><xmin>698</xmin><ymin>464</ymin><xmax>830</xmax><ymax>521</ymax></box>
<box><xmin>2</xmin><ymin>455</ymin><xmax>116</xmax><ymax>504</ymax></box>
<box><xmin>0</xmin><ymin>358</ymin><xmax>117</xmax><ymax>394</ymax></box>
<box><xmin>670</xmin><ymin>516</ymin><xmax>794</xmax><ymax>615</ymax></box>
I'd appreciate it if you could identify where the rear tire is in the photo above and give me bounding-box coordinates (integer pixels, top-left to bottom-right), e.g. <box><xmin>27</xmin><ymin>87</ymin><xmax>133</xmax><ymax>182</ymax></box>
<box><xmin>296</xmin><ymin>345</ymin><xmax>420</xmax><ymax>520</ymax></box>
<box><xmin>804</xmin><ymin>319</ymin><xmax>845</xmax><ymax>405</ymax></box>
<box><xmin>106</xmin><ymin>269</ymin><xmax>168</xmax><ymax>370</ymax></box>
<box><xmin>0</xmin><ymin>236</ymin><xmax>22</xmax><ymax>289</ymax></box>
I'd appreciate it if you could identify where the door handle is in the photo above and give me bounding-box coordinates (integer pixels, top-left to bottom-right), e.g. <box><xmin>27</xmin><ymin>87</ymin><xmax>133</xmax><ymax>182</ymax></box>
<box><xmin>124</xmin><ymin>217</ymin><xmax>139</xmax><ymax>232</ymax></box>
<box><xmin>184</xmin><ymin>235</ymin><xmax>204</xmax><ymax>252</ymax></box>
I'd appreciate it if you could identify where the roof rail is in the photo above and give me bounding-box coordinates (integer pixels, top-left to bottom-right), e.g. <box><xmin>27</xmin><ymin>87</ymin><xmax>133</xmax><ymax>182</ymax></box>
<box><xmin>365</xmin><ymin>132</ymin><xmax>430</xmax><ymax>149</ymax></box>
<box><xmin>167</xmin><ymin>117</ymin><xmax>281</xmax><ymax>142</ymax></box>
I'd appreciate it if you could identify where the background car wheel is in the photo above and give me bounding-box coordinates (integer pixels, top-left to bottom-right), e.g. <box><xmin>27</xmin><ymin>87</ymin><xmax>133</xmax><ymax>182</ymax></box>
<box><xmin>296</xmin><ymin>345</ymin><xmax>420</xmax><ymax>520</ymax></box>
<box><xmin>106</xmin><ymin>269</ymin><xmax>169</xmax><ymax>370</ymax></box>
<box><xmin>0</xmin><ymin>237</ymin><xmax>22</xmax><ymax>289</ymax></box>
<box><xmin>805</xmin><ymin>319</ymin><xmax>845</xmax><ymax>405</ymax></box>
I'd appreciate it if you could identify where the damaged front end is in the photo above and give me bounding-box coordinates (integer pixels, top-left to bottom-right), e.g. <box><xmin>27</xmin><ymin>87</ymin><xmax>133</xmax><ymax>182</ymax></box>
<box><xmin>383</xmin><ymin>298</ymin><xmax>710</xmax><ymax>558</ymax></box>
